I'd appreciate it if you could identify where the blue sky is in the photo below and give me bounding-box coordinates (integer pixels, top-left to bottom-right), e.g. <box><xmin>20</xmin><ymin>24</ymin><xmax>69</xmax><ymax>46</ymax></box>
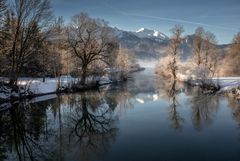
<box><xmin>50</xmin><ymin>0</ymin><xmax>240</xmax><ymax>44</ymax></box>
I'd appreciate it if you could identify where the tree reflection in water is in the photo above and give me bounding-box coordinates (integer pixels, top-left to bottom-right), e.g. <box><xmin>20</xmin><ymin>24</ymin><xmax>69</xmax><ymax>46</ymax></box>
<box><xmin>50</xmin><ymin>90</ymin><xmax>123</xmax><ymax>161</ymax></box>
<box><xmin>155</xmin><ymin>75</ymin><xmax>184</xmax><ymax>131</ymax></box>
<box><xmin>67</xmin><ymin>92</ymin><xmax>118</xmax><ymax>152</ymax></box>
<box><xmin>105</xmin><ymin>84</ymin><xmax>135</xmax><ymax>114</ymax></box>
<box><xmin>0</xmin><ymin>85</ymin><xmax>135</xmax><ymax>161</ymax></box>
<box><xmin>227</xmin><ymin>97</ymin><xmax>240</xmax><ymax>136</ymax></box>
<box><xmin>0</xmin><ymin>101</ymin><xmax>54</xmax><ymax>161</ymax></box>
<box><xmin>1</xmin><ymin>72</ymin><xmax>240</xmax><ymax>161</ymax></box>
<box><xmin>227</xmin><ymin>97</ymin><xmax>240</xmax><ymax>121</ymax></box>
<box><xmin>185</xmin><ymin>86</ymin><xmax>219</xmax><ymax>131</ymax></box>
<box><xmin>0</xmin><ymin>78</ymin><xmax>137</xmax><ymax>161</ymax></box>
<box><xmin>168</xmin><ymin>80</ymin><xmax>184</xmax><ymax>130</ymax></box>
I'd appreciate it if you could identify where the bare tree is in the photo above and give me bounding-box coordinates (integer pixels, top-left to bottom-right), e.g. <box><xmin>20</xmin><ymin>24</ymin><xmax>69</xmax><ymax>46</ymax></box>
<box><xmin>115</xmin><ymin>48</ymin><xmax>135</xmax><ymax>80</ymax></box>
<box><xmin>203</xmin><ymin>31</ymin><xmax>218</xmax><ymax>76</ymax></box>
<box><xmin>192</xmin><ymin>27</ymin><xmax>205</xmax><ymax>66</ymax></box>
<box><xmin>67</xmin><ymin>13</ymin><xmax>118</xmax><ymax>85</ymax></box>
<box><xmin>40</xmin><ymin>17</ymin><xmax>65</xmax><ymax>83</ymax></box>
<box><xmin>0</xmin><ymin>0</ymin><xmax>7</xmax><ymax>54</ymax></box>
<box><xmin>5</xmin><ymin>0</ymin><xmax>52</xmax><ymax>85</ymax></box>
<box><xmin>0</xmin><ymin>0</ymin><xmax>6</xmax><ymax>28</ymax></box>
<box><xmin>168</xmin><ymin>25</ymin><xmax>184</xmax><ymax>80</ymax></box>
<box><xmin>192</xmin><ymin>27</ymin><xmax>218</xmax><ymax>77</ymax></box>
<box><xmin>221</xmin><ymin>32</ymin><xmax>240</xmax><ymax>76</ymax></box>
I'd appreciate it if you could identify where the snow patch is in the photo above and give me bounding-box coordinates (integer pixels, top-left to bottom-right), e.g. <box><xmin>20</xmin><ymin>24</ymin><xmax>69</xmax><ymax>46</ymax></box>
<box><xmin>135</xmin><ymin>28</ymin><xmax>168</xmax><ymax>40</ymax></box>
<box><xmin>136</xmin><ymin>27</ymin><xmax>145</xmax><ymax>33</ymax></box>
<box><xmin>178</xmin><ymin>73</ymin><xmax>240</xmax><ymax>94</ymax></box>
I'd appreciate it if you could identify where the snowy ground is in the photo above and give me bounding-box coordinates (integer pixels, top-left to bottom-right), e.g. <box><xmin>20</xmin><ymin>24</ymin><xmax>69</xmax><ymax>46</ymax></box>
<box><xmin>211</xmin><ymin>77</ymin><xmax>240</xmax><ymax>91</ymax></box>
<box><xmin>17</xmin><ymin>75</ymin><xmax>113</xmax><ymax>94</ymax></box>
<box><xmin>17</xmin><ymin>76</ymin><xmax>75</xmax><ymax>94</ymax></box>
<box><xmin>0</xmin><ymin>75</ymin><xmax>112</xmax><ymax>101</ymax></box>
<box><xmin>178</xmin><ymin>73</ymin><xmax>240</xmax><ymax>94</ymax></box>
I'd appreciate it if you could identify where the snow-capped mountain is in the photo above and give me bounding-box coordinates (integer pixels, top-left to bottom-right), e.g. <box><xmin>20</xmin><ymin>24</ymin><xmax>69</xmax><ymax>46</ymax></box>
<box><xmin>134</xmin><ymin>28</ymin><xmax>168</xmax><ymax>41</ymax></box>
<box><xmin>110</xmin><ymin>27</ymin><xmax>228</xmax><ymax>61</ymax></box>
<box><xmin>111</xmin><ymin>27</ymin><xmax>168</xmax><ymax>42</ymax></box>
<box><xmin>110</xmin><ymin>27</ymin><xmax>170</xmax><ymax>59</ymax></box>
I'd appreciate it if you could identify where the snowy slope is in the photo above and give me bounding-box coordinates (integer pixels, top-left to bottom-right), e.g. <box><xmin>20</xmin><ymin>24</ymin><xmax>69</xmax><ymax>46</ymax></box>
<box><xmin>178</xmin><ymin>74</ymin><xmax>240</xmax><ymax>91</ymax></box>
<box><xmin>134</xmin><ymin>28</ymin><xmax>168</xmax><ymax>41</ymax></box>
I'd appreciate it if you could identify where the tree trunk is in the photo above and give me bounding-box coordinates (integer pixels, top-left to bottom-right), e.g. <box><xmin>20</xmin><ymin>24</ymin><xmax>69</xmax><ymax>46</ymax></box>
<box><xmin>57</xmin><ymin>72</ymin><xmax>61</xmax><ymax>91</ymax></box>
<box><xmin>81</xmin><ymin>66</ymin><xmax>87</xmax><ymax>85</ymax></box>
<box><xmin>42</xmin><ymin>74</ymin><xmax>45</xmax><ymax>82</ymax></box>
<box><xmin>172</xmin><ymin>57</ymin><xmax>177</xmax><ymax>80</ymax></box>
<box><xmin>9</xmin><ymin>78</ymin><xmax>15</xmax><ymax>86</ymax></box>
<box><xmin>197</xmin><ymin>52</ymin><xmax>201</xmax><ymax>66</ymax></box>
<box><xmin>9</xmin><ymin>73</ymin><xmax>17</xmax><ymax>86</ymax></box>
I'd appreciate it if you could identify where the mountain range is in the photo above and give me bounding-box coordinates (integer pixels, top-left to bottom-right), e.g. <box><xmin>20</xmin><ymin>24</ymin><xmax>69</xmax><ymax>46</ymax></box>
<box><xmin>111</xmin><ymin>27</ymin><xmax>229</xmax><ymax>61</ymax></box>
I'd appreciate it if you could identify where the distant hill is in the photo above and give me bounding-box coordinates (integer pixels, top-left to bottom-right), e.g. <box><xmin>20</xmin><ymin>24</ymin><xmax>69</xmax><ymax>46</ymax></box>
<box><xmin>111</xmin><ymin>27</ymin><xmax>229</xmax><ymax>61</ymax></box>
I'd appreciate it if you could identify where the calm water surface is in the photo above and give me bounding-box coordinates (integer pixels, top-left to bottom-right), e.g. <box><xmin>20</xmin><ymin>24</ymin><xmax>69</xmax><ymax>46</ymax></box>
<box><xmin>0</xmin><ymin>68</ymin><xmax>240</xmax><ymax>161</ymax></box>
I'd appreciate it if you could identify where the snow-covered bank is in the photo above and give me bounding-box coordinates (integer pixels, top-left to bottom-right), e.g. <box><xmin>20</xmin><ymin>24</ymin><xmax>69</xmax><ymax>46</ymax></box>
<box><xmin>178</xmin><ymin>74</ymin><xmax>240</xmax><ymax>98</ymax></box>
<box><xmin>17</xmin><ymin>76</ymin><xmax>75</xmax><ymax>94</ymax></box>
<box><xmin>178</xmin><ymin>74</ymin><xmax>240</xmax><ymax>88</ymax></box>
<box><xmin>0</xmin><ymin>75</ymin><xmax>113</xmax><ymax>102</ymax></box>
<box><xmin>0</xmin><ymin>65</ymin><xmax>146</xmax><ymax>102</ymax></box>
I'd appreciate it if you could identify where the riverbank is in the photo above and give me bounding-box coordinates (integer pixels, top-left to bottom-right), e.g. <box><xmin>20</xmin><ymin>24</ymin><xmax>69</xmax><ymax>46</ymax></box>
<box><xmin>0</xmin><ymin>67</ymin><xmax>146</xmax><ymax>104</ymax></box>
<box><xmin>0</xmin><ymin>76</ymin><xmax>115</xmax><ymax>103</ymax></box>
<box><xmin>177</xmin><ymin>74</ymin><xmax>240</xmax><ymax>99</ymax></box>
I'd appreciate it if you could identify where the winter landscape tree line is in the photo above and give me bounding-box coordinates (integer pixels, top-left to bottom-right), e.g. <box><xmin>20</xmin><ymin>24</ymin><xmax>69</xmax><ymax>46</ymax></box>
<box><xmin>0</xmin><ymin>0</ymin><xmax>239</xmax><ymax>100</ymax></box>
<box><xmin>155</xmin><ymin>24</ymin><xmax>240</xmax><ymax>93</ymax></box>
<box><xmin>0</xmin><ymin>0</ymin><xmax>136</xmax><ymax>87</ymax></box>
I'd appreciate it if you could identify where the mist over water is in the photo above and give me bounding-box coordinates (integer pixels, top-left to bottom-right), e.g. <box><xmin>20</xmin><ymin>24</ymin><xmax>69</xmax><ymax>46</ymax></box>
<box><xmin>137</xmin><ymin>59</ymin><xmax>158</xmax><ymax>68</ymax></box>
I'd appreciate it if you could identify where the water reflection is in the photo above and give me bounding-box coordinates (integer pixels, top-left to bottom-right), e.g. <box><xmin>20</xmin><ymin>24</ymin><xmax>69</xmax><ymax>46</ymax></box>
<box><xmin>168</xmin><ymin>80</ymin><xmax>184</xmax><ymax>130</ymax></box>
<box><xmin>0</xmin><ymin>101</ymin><xmax>54</xmax><ymax>161</ymax></box>
<box><xmin>65</xmin><ymin>92</ymin><xmax>118</xmax><ymax>160</ymax></box>
<box><xmin>155</xmin><ymin>75</ymin><xmax>184</xmax><ymax>130</ymax></box>
<box><xmin>186</xmin><ymin>86</ymin><xmax>219</xmax><ymax>131</ymax></box>
<box><xmin>228</xmin><ymin>97</ymin><xmax>240</xmax><ymax>128</ymax></box>
<box><xmin>0</xmin><ymin>86</ymin><xmax>135</xmax><ymax>161</ymax></box>
<box><xmin>105</xmin><ymin>84</ymin><xmax>135</xmax><ymax>114</ymax></box>
<box><xmin>0</xmin><ymin>69</ymin><xmax>240</xmax><ymax>161</ymax></box>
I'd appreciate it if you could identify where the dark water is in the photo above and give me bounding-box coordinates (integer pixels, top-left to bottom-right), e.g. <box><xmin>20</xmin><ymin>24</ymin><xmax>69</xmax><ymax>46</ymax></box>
<box><xmin>0</xmin><ymin>68</ymin><xmax>240</xmax><ymax>161</ymax></box>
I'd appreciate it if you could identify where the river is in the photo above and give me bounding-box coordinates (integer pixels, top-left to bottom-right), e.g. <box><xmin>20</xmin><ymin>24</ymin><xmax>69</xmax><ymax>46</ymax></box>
<box><xmin>0</xmin><ymin>68</ymin><xmax>240</xmax><ymax>161</ymax></box>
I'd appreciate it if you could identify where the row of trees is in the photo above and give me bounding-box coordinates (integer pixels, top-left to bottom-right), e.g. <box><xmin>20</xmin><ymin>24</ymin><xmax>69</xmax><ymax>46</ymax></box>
<box><xmin>0</xmin><ymin>0</ymin><xmax>134</xmax><ymax>87</ymax></box>
<box><xmin>0</xmin><ymin>0</ymin><xmax>62</xmax><ymax>85</ymax></box>
<box><xmin>1</xmin><ymin>0</ymin><xmax>238</xmax><ymax>87</ymax></box>
<box><xmin>156</xmin><ymin>24</ymin><xmax>240</xmax><ymax>86</ymax></box>
<box><xmin>220</xmin><ymin>33</ymin><xmax>240</xmax><ymax>76</ymax></box>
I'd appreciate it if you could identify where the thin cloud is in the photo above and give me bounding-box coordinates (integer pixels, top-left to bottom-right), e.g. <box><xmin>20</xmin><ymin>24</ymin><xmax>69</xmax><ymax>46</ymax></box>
<box><xmin>119</xmin><ymin>12</ymin><xmax>238</xmax><ymax>32</ymax></box>
<box><xmin>191</xmin><ymin>14</ymin><xmax>240</xmax><ymax>19</ymax></box>
<box><xmin>103</xmin><ymin>0</ymin><xmax>238</xmax><ymax>32</ymax></box>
